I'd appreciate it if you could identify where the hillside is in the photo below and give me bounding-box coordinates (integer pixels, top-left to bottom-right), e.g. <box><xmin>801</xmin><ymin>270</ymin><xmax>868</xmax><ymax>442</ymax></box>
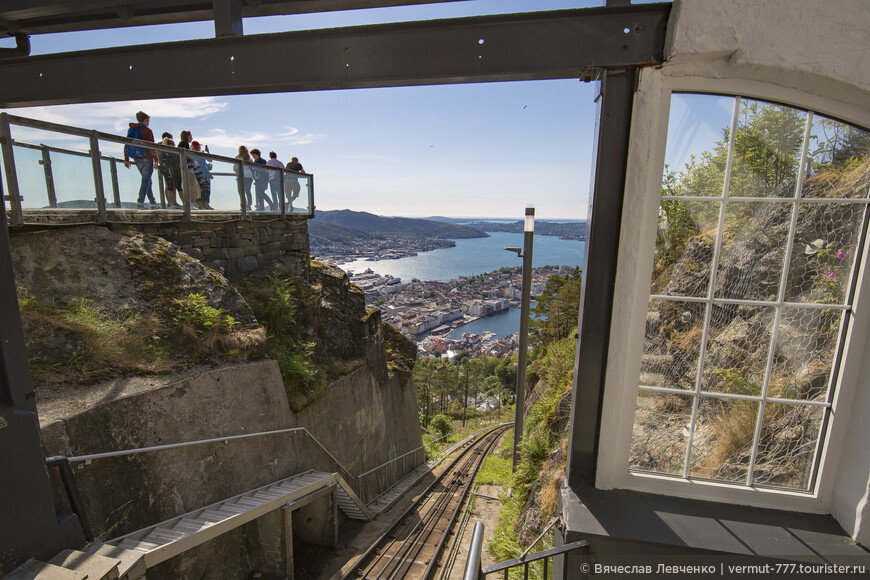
<box><xmin>426</xmin><ymin>217</ymin><xmax>586</xmax><ymax>241</ymax></box>
<box><xmin>314</xmin><ymin>209</ymin><xmax>488</xmax><ymax>239</ymax></box>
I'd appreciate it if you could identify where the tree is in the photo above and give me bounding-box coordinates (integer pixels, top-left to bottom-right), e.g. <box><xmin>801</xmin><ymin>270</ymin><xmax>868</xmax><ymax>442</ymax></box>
<box><xmin>530</xmin><ymin>267</ymin><xmax>583</xmax><ymax>350</ymax></box>
<box><xmin>430</xmin><ymin>414</ymin><xmax>453</xmax><ymax>439</ymax></box>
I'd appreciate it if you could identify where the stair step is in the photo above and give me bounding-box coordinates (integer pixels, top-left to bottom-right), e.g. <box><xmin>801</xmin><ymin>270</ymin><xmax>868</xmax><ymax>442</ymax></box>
<box><xmin>253</xmin><ymin>490</ymin><xmax>285</xmax><ymax>501</ymax></box>
<box><xmin>5</xmin><ymin>559</ymin><xmax>88</xmax><ymax>580</ymax></box>
<box><xmin>217</xmin><ymin>503</ymin><xmax>249</xmax><ymax>514</ymax></box>
<box><xmin>144</xmin><ymin>527</ymin><xmax>187</xmax><ymax>543</ymax></box>
<box><xmin>49</xmin><ymin>549</ymin><xmax>120</xmax><ymax>580</ymax></box>
<box><xmin>172</xmin><ymin>518</ymin><xmax>209</xmax><ymax>533</ymax></box>
<box><xmin>84</xmin><ymin>544</ymin><xmax>146</xmax><ymax>580</ymax></box>
<box><xmin>118</xmin><ymin>538</ymin><xmax>163</xmax><ymax>553</ymax></box>
<box><xmin>234</xmin><ymin>497</ymin><xmax>265</xmax><ymax>508</ymax></box>
<box><xmin>197</xmin><ymin>509</ymin><xmax>230</xmax><ymax>523</ymax></box>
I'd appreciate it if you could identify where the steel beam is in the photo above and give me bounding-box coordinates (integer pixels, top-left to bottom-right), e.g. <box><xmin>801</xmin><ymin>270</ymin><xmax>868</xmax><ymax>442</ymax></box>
<box><xmin>0</xmin><ymin>1</ymin><xmax>474</xmax><ymax>36</ymax></box>
<box><xmin>567</xmin><ymin>69</ymin><xmax>637</xmax><ymax>487</ymax></box>
<box><xmin>0</xmin><ymin>4</ymin><xmax>669</xmax><ymax>107</ymax></box>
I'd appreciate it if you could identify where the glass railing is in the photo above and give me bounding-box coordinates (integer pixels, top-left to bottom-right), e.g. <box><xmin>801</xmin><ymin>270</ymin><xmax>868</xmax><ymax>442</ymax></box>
<box><xmin>1</xmin><ymin>112</ymin><xmax>314</xmax><ymax>225</ymax></box>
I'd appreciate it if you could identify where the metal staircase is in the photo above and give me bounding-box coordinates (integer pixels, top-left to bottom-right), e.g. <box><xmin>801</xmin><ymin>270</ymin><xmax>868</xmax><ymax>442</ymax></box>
<box><xmin>103</xmin><ymin>470</ymin><xmax>370</xmax><ymax>568</ymax></box>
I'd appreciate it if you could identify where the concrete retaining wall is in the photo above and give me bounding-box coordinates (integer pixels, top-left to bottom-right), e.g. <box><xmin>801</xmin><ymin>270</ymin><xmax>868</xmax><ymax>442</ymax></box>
<box><xmin>40</xmin><ymin>359</ymin><xmax>422</xmax><ymax>542</ymax></box>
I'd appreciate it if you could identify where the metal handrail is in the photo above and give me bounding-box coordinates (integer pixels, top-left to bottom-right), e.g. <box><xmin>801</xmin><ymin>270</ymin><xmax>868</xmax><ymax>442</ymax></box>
<box><xmin>482</xmin><ymin>541</ymin><xmax>590</xmax><ymax>577</ymax></box>
<box><xmin>67</xmin><ymin>426</ymin><xmax>357</xmax><ymax>484</ymax></box>
<box><xmin>463</xmin><ymin>521</ymin><xmax>590</xmax><ymax>580</ymax></box>
<box><xmin>1</xmin><ymin>111</ymin><xmax>314</xmax><ymax>224</ymax></box>
<box><xmin>5</xmin><ymin>113</ymin><xmax>313</xmax><ymax>181</ymax></box>
<box><xmin>65</xmin><ymin>423</ymin><xmax>430</xmax><ymax>502</ymax></box>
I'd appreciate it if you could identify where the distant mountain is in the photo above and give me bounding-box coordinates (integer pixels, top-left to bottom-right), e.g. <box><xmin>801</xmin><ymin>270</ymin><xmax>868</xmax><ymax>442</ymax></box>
<box><xmin>308</xmin><ymin>220</ymin><xmax>387</xmax><ymax>246</ymax></box>
<box><xmin>426</xmin><ymin>217</ymin><xmax>587</xmax><ymax>240</ymax></box>
<box><xmin>313</xmin><ymin>210</ymin><xmax>488</xmax><ymax>239</ymax></box>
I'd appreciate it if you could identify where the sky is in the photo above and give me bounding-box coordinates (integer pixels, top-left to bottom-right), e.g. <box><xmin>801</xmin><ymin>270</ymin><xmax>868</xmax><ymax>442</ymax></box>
<box><xmin>0</xmin><ymin>1</ymin><xmax>666</xmax><ymax>220</ymax></box>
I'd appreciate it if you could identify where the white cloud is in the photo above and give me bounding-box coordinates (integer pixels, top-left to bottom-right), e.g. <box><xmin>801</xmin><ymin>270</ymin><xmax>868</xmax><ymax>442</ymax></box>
<box><xmin>196</xmin><ymin>127</ymin><xmax>325</xmax><ymax>153</ymax></box>
<box><xmin>8</xmin><ymin>97</ymin><xmax>227</xmax><ymax>132</ymax></box>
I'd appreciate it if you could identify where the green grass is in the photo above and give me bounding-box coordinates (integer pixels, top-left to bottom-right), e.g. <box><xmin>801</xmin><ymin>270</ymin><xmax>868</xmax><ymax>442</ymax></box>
<box><xmin>476</xmin><ymin>432</ymin><xmax>513</xmax><ymax>485</ymax></box>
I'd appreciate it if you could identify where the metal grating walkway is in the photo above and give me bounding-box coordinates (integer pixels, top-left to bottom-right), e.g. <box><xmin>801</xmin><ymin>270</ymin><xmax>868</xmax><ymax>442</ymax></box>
<box><xmin>104</xmin><ymin>470</ymin><xmax>370</xmax><ymax>568</ymax></box>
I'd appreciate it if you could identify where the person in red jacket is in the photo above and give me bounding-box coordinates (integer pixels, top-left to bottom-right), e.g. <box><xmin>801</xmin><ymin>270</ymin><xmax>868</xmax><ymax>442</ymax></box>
<box><xmin>123</xmin><ymin>111</ymin><xmax>159</xmax><ymax>208</ymax></box>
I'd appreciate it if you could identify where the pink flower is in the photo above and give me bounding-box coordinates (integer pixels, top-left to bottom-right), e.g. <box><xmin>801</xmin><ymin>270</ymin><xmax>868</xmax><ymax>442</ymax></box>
<box><xmin>827</xmin><ymin>270</ymin><xmax>837</xmax><ymax>279</ymax></box>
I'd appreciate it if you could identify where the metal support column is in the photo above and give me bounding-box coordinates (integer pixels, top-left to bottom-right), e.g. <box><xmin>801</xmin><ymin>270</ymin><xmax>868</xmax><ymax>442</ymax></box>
<box><xmin>236</xmin><ymin>160</ymin><xmax>247</xmax><ymax>218</ymax></box>
<box><xmin>109</xmin><ymin>159</ymin><xmax>121</xmax><ymax>208</ymax></box>
<box><xmin>512</xmin><ymin>207</ymin><xmax>535</xmax><ymax>471</ymax></box>
<box><xmin>567</xmin><ymin>69</ymin><xmax>638</xmax><ymax>487</ymax></box>
<box><xmin>39</xmin><ymin>147</ymin><xmax>57</xmax><ymax>208</ymax></box>
<box><xmin>180</xmin><ymin>148</ymin><xmax>192</xmax><ymax>221</ymax></box>
<box><xmin>0</xmin><ymin>113</ymin><xmax>23</xmax><ymax>226</ymax></box>
<box><xmin>89</xmin><ymin>131</ymin><xmax>107</xmax><ymax>223</ymax></box>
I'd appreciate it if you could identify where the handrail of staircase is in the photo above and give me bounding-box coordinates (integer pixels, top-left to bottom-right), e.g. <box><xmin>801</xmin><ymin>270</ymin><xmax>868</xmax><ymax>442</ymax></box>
<box><xmin>65</xmin><ymin>426</ymin><xmax>356</xmax><ymax>484</ymax></box>
<box><xmin>45</xmin><ymin>455</ymin><xmax>94</xmax><ymax>542</ymax></box>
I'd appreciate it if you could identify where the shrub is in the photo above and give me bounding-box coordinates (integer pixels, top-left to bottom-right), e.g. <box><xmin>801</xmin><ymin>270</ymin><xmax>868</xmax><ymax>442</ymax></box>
<box><xmin>172</xmin><ymin>293</ymin><xmax>237</xmax><ymax>333</ymax></box>
<box><xmin>430</xmin><ymin>414</ymin><xmax>453</xmax><ymax>439</ymax></box>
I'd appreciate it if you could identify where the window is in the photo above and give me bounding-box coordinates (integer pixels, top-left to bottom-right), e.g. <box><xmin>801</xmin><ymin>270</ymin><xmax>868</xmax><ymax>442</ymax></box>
<box><xmin>630</xmin><ymin>94</ymin><xmax>870</xmax><ymax>492</ymax></box>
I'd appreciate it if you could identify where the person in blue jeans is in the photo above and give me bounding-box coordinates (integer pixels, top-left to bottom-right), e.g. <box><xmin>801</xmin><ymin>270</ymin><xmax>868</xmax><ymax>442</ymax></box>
<box><xmin>123</xmin><ymin>111</ymin><xmax>158</xmax><ymax>208</ymax></box>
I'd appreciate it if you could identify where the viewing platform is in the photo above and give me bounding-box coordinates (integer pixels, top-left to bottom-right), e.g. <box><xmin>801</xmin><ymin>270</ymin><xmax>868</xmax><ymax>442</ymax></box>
<box><xmin>1</xmin><ymin>113</ymin><xmax>314</xmax><ymax>228</ymax></box>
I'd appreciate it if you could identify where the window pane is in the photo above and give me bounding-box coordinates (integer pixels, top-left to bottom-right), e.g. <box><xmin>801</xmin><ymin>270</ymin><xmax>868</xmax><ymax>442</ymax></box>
<box><xmin>770</xmin><ymin>306</ymin><xmax>840</xmax><ymax>403</ymax></box>
<box><xmin>701</xmin><ymin>305</ymin><xmax>774</xmax><ymax>398</ymax></box>
<box><xmin>729</xmin><ymin>99</ymin><xmax>807</xmax><ymax>199</ymax></box>
<box><xmin>640</xmin><ymin>299</ymin><xmax>703</xmax><ymax>391</ymax></box>
<box><xmin>662</xmin><ymin>93</ymin><xmax>735</xmax><ymax>197</ymax></box>
<box><xmin>630</xmin><ymin>391</ymin><xmax>692</xmax><ymax>476</ymax></box>
<box><xmin>653</xmin><ymin>200</ymin><xmax>719</xmax><ymax>296</ymax></box>
<box><xmin>784</xmin><ymin>202</ymin><xmax>865</xmax><ymax>304</ymax></box>
<box><xmin>714</xmin><ymin>202</ymin><xmax>790</xmax><ymax>301</ymax></box>
<box><xmin>804</xmin><ymin>115</ymin><xmax>870</xmax><ymax>198</ymax></box>
<box><xmin>752</xmin><ymin>403</ymin><xmax>823</xmax><ymax>491</ymax></box>
<box><xmin>689</xmin><ymin>397</ymin><xmax>759</xmax><ymax>483</ymax></box>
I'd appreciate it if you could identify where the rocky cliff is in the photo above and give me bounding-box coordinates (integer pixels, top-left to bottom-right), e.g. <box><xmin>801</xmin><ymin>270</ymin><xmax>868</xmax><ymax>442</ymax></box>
<box><xmin>9</xmin><ymin>225</ymin><xmax>422</xmax><ymax>551</ymax></box>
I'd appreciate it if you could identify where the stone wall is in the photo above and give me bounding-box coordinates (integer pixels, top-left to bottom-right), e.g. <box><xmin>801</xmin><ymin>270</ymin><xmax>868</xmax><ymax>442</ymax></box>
<box><xmin>116</xmin><ymin>215</ymin><xmax>310</xmax><ymax>277</ymax></box>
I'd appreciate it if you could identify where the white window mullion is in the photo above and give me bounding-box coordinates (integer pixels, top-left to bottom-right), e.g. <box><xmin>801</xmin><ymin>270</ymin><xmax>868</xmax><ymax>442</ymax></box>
<box><xmin>744</xmin><ymin>111</ymin><xmax>814</xmax><ymax>486</ymax></box>
<box><xmin>682</xmin><ymin>97</ymin><xmax>742</xmax><ymax>478</ymax></box>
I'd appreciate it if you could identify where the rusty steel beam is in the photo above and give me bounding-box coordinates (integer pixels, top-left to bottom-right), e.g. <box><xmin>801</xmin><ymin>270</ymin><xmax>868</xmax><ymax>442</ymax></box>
<box><xmin>0</xmin><ymin>4</ymin><xmax>670</xmax><ymax>107</ymax></box>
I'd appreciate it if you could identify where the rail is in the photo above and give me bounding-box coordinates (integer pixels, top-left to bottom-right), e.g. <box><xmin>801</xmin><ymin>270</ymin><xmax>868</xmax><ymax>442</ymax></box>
<box><xmin>463</xmin><ymin>521</ymin><xmax>590</xmax><ymax>580</ymax></box>
<box><xmin>60</xmin><ymin>423</ymin><xmax>428</xmax><ymax>503</ymax></box>
<box><xmin>0</xmin><ymin>112</ymin><xmax>314</xmax><ymax>226</ymax></box>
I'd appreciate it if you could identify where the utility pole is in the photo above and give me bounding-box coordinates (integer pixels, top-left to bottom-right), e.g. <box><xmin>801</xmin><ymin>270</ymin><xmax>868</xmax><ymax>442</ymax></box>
<box><xmin>505</xmin><ymin>207</ymin><xmax>534</xmax><ymax>472</ymax></box>
<box><xmin>462</xmin><ymin>367</ymin><xmax>469</xmax><ymax>427</ymax></box>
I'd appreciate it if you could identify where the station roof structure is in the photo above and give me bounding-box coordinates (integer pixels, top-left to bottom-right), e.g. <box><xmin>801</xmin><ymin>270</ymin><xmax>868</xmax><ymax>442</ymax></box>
<box><xmin>0</xmin><ymin>1</ymin><xmax>473</xmax><ymax>36</ymax></box>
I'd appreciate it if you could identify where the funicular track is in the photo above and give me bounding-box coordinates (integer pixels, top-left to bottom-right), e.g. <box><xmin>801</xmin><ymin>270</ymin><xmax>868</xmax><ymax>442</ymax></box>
<box><xmin>342</xmin><ymin>424</ymin><xmax>511</xmax><ymax>580</ymax></box>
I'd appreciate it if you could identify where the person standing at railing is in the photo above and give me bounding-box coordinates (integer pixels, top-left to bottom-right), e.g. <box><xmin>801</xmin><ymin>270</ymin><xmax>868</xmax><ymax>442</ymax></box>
<box><xmin>284</xmin><ymin>156</ymin><xmax>304</xmax><ymax>210</ymax></box>
<box><xmin>178</xmin><ymin>130</ymin><xmax>202</xmax><ymax>209</ymax></box>
<box><xmin>191</xmin><ymin>141</ymin><xmax>213</xmax><ymax>210</ymax></box>
<box><xmin>157</xmin><ymin>135</ymin><xmax>182</xmax><ymax>209</ymax></box>
<box><xmin>123</xmin><ymin>111</ymin><xmax>158</xmax><ymax>209</ymax></box>
<box><xmin>250</xmin><ymin>148</ymin><xmax>273</xmax><ymax>212</ymax></box>
<box><xmin>234</xmin><ymin>145</ymin><xmax>254</xmax><ymax>211</ymax></box>
<box><xmin>266</xmin><ymin>151</ymin><xmax>283</xmax><ymax>210</ymax></box>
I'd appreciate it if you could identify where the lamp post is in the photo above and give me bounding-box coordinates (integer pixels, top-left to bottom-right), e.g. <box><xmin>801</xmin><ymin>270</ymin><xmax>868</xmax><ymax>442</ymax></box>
<box><xmin>505</xmin><ymin>206</ymin><xmax>534</xmax><ymax>472</ymax></box>
<box><xmin>461</xmin><ymin>366</ymin><xmax>469</xmax><ymax>427</ymax></box>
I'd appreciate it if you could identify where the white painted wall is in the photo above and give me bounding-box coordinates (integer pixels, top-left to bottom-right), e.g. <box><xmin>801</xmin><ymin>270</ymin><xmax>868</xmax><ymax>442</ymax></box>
<box><xmin>596</xmin><ymin>0</ymin><xmax>870</xmax><ymax>542</ymax></box>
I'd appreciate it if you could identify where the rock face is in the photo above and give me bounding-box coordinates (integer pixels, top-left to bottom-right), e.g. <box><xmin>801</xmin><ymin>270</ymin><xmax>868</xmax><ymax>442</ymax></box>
<box><xmin>12</xmin><ymin>226</ymin><xmax>263</xmax><ymax>376</ymax></box>
<box><xmin>8</xmin><ymin>223</ymin><xmax>423</xmax><ymax>574</ymax></box>
<box><xmin>12</xmin><ymin>225</ymin><xmax>256</xmax><ymax>324</ymax></box>
<box><xmin>634</xmin><ymin>162</ymin><xmax>870</xmax><ymax>487</ymax></box>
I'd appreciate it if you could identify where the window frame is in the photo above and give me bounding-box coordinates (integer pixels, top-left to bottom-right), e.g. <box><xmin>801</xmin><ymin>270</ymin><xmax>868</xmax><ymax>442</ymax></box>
<box><xmin>596</xmin><ymin>74</ymin><xmax>870</xmax><ymax>512</ymax></box>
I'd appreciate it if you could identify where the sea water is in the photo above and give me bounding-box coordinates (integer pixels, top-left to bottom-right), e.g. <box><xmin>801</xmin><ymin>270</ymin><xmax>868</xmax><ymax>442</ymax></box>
<box><xmin>339</xmin><ymin>232</ymin><xmax>584</xmax><ymax>339</ymax></box>
<box><xmin>340</xmin><ymin>231</ymin><xmax>584</xmax><ymax>282</ymax></box>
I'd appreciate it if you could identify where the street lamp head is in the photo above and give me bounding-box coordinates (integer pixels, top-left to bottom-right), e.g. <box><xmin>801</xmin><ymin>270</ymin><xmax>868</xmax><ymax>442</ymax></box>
<box><xmin>504</xmin><ymin>246</ymin><xmax>522</xmax><ymax>257</ymax></box>
<box><xmin>525</xmin><ymin>206</ymin><xmax>535</xmax><ymax>233</ymax></box>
